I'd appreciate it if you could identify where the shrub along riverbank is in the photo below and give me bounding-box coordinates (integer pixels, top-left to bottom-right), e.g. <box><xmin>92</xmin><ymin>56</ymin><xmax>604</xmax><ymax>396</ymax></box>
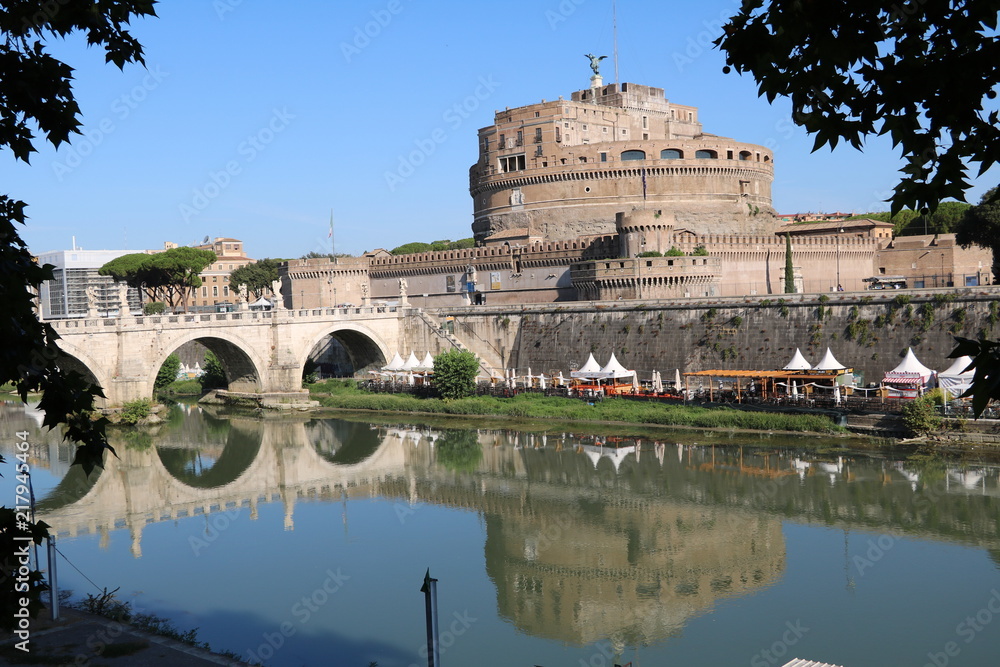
<box><xmin>308</xmin><ymin>380</ymin><xmax>845</xmax><ymax>434</ymax></box>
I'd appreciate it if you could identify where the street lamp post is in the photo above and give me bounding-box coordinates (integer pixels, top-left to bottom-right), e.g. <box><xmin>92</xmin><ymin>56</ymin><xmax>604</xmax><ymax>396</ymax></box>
<box><xmin>836</xmin><ymin>227</ymin><xmax>844</xmax><ymax>290</ymax></box>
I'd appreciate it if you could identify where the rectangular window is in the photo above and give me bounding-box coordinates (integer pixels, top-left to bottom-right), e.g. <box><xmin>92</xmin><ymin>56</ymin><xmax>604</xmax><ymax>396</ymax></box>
<box><xmin>642</xmin><ymin>115</ymin><xmax>648</xmax><ymax>129</ymax></box>
<box><xmin>212</xmin><ymin>276</ymin><xmax>218</xmax><ymax>282</ymax></box>
<box><xmin>223</xmin><ymin>286</ymin><xmax>229</xmax><ymax>297</ymax></box>
<box><xmin>516</xmin><ymin>130</ymin><xmax>523</xmax><ymax>146</ymax></box>
<box><xmin>534</xmin><ymin>127</ymin><xmax>542</xmax><ymax>142</ymax></box>
<box><xmin>582</xmin><ymin>124</ymin><xmax>588</xmax><ymax>130</ymax></box>
<box><xmin>202</xmin><ymin>286</ymin><xmax>207</xmax><ymax>297</ymax></box>
<box><xmin>499</xmin><ymin>154</ymin><xmax>526</xmax><ymax>172</ymax></box>
<box><xmin>212</xmin><ymin>286</ymin><xmax>218</xmax><ymax>297</ymax></box>
<box><xmin>600</xmin><ymin>152</ymin><xmax>607</xmax><ymax>162</ymax></box>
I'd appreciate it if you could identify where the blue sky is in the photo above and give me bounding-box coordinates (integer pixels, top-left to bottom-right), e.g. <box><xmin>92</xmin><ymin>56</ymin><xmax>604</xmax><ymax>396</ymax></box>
<box><xmin>5</xmin><ymin>0</ymin><xmax>997</xmax><ymax>260</ymax></box>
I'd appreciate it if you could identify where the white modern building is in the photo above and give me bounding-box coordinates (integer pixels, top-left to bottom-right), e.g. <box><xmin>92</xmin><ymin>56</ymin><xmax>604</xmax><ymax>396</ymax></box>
<box><xmin>36</xmin><ymin>248</ymin><xmax>144</xmax><ymax>319</ymax></box>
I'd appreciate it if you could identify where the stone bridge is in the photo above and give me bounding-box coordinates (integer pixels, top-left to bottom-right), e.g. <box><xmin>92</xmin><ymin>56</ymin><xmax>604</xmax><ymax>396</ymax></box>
<box><xmin>47</xmin><ymin>305</ymin><xmax>412</xmax><ymax>406</ymax></box>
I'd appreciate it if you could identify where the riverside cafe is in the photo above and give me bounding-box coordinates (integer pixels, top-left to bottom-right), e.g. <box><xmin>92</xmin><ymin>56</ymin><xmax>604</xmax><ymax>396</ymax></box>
<box><xmin>569</xmin><ymin>352</ymin><xmax>638</xmax><ymax>396</ymax></box>
<box><xmin>681</xmin><ymin>348</ymin><xmax>854</xmax><ymax>403</ymax></box>
<box><xmin>880</xmin><ymin>347</ymin><xmax>935</xmax><ymax>399</ymax></box>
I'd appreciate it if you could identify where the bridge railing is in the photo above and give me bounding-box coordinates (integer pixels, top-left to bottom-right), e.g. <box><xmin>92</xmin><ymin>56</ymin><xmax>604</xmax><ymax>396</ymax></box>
<box><xmin>46</xmin><ymin>304</ymin><xmax>404</xmax><ymax>331</ymax></box>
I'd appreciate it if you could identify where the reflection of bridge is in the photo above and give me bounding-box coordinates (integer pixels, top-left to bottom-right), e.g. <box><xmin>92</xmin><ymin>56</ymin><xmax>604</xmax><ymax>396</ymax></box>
<box><xmin>47</xmin><ymin>306</ymin><xmax>410</xmax><ymax>405</ymax></box>
<box><xmin>39</xmin><ymin>418</ymin><xmax>410</xmax><ymax>556</ymax></box>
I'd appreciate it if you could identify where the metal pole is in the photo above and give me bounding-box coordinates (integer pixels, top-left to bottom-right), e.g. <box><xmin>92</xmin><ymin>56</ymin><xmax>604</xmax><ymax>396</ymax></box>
<box><xmin>47</xmin><ymin>536</ymin><xmax>59</xmax><ymax>620</ymax></box>
<box><xmin>421</xmin><ymin>569</ymin><xmax>440</xmax><ymax>667</ymax></box>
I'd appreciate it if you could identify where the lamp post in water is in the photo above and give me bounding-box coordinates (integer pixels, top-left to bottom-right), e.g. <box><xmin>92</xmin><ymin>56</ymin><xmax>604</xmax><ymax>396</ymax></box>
<box><xmin>421</xmin><ymin>569</ymin><xmax>440</xmax><ymax>667</ymax></box>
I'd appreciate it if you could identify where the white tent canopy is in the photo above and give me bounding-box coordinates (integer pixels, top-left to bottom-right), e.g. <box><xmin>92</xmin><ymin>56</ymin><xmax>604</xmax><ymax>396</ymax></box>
<box><xmin>882</xmin><ymin>347</ymin><xmax>935</xmax><ymax>396</ymax></box>
<box><xmin>401</xmin><ymin>351</ymin><xmax>421</xmax><ymax>371</ymax></box>
<box><xmin>939</xmin><ymin>355</ymin><xmax>974</xmax><ymax>399</ymax></box>
<box><xmin>571</xmin><ymin>352</ymin><xmax>604</xmax><ymax>379</ymax></box>
<box><xmin>812</xmin><ymin>347</ymin><xmax>847</xmax><ymax>371</ymax></box>
<box><xmin>883</xmin><ymin>347</ymin><xmax>934</xmax><ymax>384</ymax></box>
<box><xmin>598</xmin><ymin>352</ymin><xmax>635</xmax><ymax>379</ymax></box>
<box><xmin>418</xmin><ymin>352</ymin><xmax>435</xmax><ymax>372</ymax></box>
<box><xmin>382</xmin><ymin>351</ymin><xmax>405</xmax><ymax>372</ymax></box>
<box><xmin>784</xmin><ymin>348</ymin><xmax>812</xmax><ymax>371</ymax></box>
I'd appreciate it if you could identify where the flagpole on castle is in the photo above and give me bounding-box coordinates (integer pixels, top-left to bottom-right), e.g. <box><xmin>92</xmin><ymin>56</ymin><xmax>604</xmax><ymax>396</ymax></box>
<box><xmin>328</xmin><ymin>210</ymin><xmax>335</xmax><ymax>256</ymax></box>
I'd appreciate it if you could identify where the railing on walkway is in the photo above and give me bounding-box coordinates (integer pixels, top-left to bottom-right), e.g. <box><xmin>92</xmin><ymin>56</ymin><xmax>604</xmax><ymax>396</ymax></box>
<box><xmin>47</xmin><ymin>304</ymin><xmax>403</xmax><ymax>330</ymax></box>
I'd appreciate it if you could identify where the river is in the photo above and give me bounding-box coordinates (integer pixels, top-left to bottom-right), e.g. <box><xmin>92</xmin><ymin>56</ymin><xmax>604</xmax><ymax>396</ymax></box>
<box><xmin>3</xmin><ymin>399</ymin><xmax>1000</xmax><ymax>667</ymax></box>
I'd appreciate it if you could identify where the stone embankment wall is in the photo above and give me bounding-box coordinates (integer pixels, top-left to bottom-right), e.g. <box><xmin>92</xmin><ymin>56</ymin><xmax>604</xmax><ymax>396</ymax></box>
<box><xmin>419</xmin><ymin>287</ymin><xmax>1000</xmax><ymax>384</ymax></box>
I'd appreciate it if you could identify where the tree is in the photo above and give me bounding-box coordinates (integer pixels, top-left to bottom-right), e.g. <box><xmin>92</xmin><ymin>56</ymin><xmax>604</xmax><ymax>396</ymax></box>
<box><xmin>784</xmin><ymin>233</ymin><xmax>795</xmax><ymax>293</ymax></box>
<box><xmin>155</xmin><ymin>354</ymin><xmax>181</xmax><ymax>391</ymax></box>
<box><xmin>0</xmin><ymin>0</ymin><xmax>158</xmax><ymax>632</ymax></box>
<box><xmin>390</xmin><ymin>238</ymin><xmax>476</xmax><ymax>255</ymax></box>
<box><xmin>230</xmin><ymin>258</ymin><xmax>283</xmax><ymax>299</ymax></box>
<box><xmin>100</xmin><ymin>247</ymin><xmax>216</xmax><ymax>312</ymax></box>
<box><xmin>200</xmin><ymin>351</ymin><xmax>227</xmax><ymax>391</ymax></box>
<box><xmin>716</xmin><ymin>1</ymin><xmax>1000</xmax><ymax>216</ymax></box>
<box><xmin>434</xmin><ymin>430</ymin><xmax>483</xmax><ymax>472</ymax></box>
<box><xmin>432</xmin><ymin>349</ymin><xmax>480</xmax><ymax>400</ymax></box>
<box><xmin>954</xmin><ymin>186</ymin><xmax>1000</xmax><ymax>282</ymax></box>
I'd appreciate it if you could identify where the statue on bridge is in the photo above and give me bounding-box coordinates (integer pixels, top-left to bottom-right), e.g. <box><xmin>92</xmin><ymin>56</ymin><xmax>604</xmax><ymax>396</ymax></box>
<box><xmin>86</xmin><ymin>284</ymin><xmax>99</xmax><ymax>318</ymax></box>
<box><xmin>117</xmin><ymin>281</ymin><xmax>130</xmax><ymax>317</ymax></box>
<box><xmin>398</xmin><ymin>277</ymin><xmax>408</xmax><ymax>306</ymax></box>
<box><xmin>270</xmin><ymin>280</ymin><xmax>283</xmax><ymax>309</ymax></box>
<box><xmin>238</xmin><ymin>283</ymin><xmax>249</xmax><ymax>309</ymax></box>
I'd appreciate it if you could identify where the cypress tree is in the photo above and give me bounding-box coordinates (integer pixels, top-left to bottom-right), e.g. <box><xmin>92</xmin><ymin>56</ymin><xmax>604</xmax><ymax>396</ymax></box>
<box><xmin>784</xmin><ymin>233</ymin><xmax>795</xmax><ymax>293</ymax></box>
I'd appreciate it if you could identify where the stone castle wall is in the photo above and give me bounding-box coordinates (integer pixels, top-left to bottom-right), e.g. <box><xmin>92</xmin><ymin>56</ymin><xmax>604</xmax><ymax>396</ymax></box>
<box><xmin>423</xmin><ymin>287</ymin><xmax>1000</xmax><ymax>384</ymax></box>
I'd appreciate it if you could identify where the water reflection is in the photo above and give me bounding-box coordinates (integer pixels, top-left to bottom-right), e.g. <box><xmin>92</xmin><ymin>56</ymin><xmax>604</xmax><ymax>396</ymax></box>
<box><xmin>5</xmin><ymin>399</ymin><xmax>1000</xmax><ymax>659</ymax></box>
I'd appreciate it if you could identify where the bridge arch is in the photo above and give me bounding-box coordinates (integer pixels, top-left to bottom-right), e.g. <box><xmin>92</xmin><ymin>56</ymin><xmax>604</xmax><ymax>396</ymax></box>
<box><xmin>52</xmin><ymin>341</ymin><xmax>111</xmax><ymax>408</ymax></box>
<box><xmin>151</xmin><ymin>330</ymin><xmax>269</xmax><ymax>397</ymax></box>
<box><xmin>300</xmin><ymin>323</ymin><xmax>391</xmax><ymax>379</ymax></box>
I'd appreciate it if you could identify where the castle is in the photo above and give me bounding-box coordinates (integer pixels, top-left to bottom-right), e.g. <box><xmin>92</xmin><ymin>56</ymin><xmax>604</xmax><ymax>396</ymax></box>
<box><xmin>279</xmin><ymin>76</ymin><xmax>990</xmax><ymax>309</ymax></box>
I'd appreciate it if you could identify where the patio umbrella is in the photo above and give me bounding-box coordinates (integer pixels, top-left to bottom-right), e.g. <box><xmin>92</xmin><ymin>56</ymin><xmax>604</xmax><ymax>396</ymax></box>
<box><xmin>675</xmin><ymin>369</ymin><xmax>682</xmax><ymax>390</ymax></box>
<box><xmin>539</xmin><ymin>374</ymin><xmax>546</xmax><ymax>390</ymax></box>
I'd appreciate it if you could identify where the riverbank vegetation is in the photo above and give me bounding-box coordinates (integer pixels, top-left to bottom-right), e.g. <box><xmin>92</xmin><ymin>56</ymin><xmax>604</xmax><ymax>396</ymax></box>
<box><xmin>309</xmin><ymin>380</ymin><xmax>844</xmax><ymax>434</ymax></box>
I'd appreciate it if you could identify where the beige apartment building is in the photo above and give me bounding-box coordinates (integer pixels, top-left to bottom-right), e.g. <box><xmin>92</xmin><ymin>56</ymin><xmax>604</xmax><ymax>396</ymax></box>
<box><xmin>170</xmin><ymin>237</ymin><xmax>255</xmax><ymax>309</ymax></box>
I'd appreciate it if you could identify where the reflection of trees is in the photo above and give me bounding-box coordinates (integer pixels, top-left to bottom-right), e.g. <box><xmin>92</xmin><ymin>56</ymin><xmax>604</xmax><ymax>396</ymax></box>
<box><xmin>991</xmin><ymin>549</ymin><xmax>1000</xmax><ymax>571</ymax></box>
<box><xmin>156</xmin><ymin>423</ymin><xmax>260</xmax><ymax>488</ymax></box>
<box><xmin>307</xmin><ymin>420</ymin><xmax>381</xmax><ymax>464</ymax></box>
<box><xmin>435</xmin><ymin>430</ymin><xmax>482</xmax><ymax>472</ymax></box>
<box><xmin>36</xmin><ymin>464</ymin><xmax>101</xmax><ymax>512</ymax></box>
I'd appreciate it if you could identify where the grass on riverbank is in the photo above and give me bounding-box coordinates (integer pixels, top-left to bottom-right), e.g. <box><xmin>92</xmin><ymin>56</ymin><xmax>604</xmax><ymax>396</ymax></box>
<box><xmin>309</xmin><ymin>380</ymin><xmax>843</xmax><ymax>434</ymax></box>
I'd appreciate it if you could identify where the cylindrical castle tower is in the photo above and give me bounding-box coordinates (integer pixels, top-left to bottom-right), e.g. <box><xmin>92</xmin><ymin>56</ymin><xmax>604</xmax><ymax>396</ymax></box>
<box><xmin>470</xmin><ymin>82</ymin><xmax>776</xmax><ymax>244</ymax></box>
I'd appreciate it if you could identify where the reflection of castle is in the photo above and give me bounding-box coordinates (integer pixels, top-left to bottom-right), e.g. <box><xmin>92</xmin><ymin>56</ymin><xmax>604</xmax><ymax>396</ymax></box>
<box><xmin>484</xmin><ymin>503</ymin><xmax>784</xmax><ymax>647</ymax></box>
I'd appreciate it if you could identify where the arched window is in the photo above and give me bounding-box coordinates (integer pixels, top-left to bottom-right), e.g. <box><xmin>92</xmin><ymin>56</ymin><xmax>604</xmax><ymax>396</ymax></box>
<box><xmin>660</xmin><ymin>149</ymin><xmax>682</xmax><ymax>159</ymax></box>
<box><xmin>695</xmin><ymin>150</ymin><xmax>717</xmax><ymax>159</ymax></box>
<box><xmin>621</xmin><ymin>149</ymin><xmax>646</xmax><ymax>161</ymax></box>
<box><xmin>739</xmin><ymin>150</ymin><xmax>752</xmax><ymax>160</ymax></box>
<box><xmin>763</xmin><ymin>155</ymin><xmax>771</xmax><ymax>162</ymax></box>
